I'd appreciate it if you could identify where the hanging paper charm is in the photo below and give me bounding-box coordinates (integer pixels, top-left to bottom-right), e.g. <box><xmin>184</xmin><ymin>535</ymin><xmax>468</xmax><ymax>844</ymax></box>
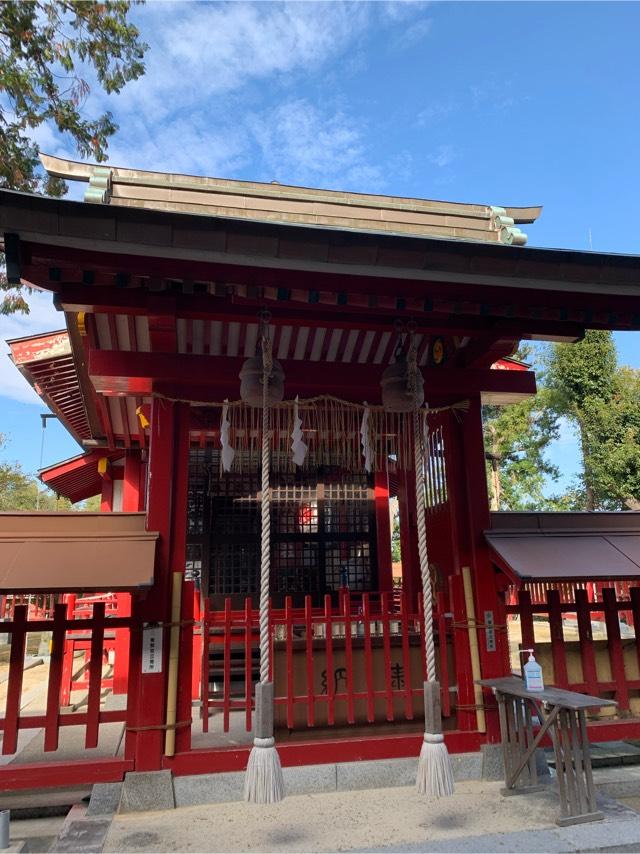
<box><xmin>360</xmin><ymin>403</ymin><xmax>374</xmax><ymax>473</ymax></box>
<box><xmin>291</xmin><ymin>396</ymin><xmax>308</xmax><ymax>467</ymax></box>
<box><xmin>220</xmin><ymin>400</ymin><xmax>235</xmax><ymax>472</ymax></box>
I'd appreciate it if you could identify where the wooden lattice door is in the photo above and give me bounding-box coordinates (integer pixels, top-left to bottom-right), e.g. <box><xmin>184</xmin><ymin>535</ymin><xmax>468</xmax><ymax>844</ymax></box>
<box><xmin>186</xmin><ymin>450</ymin><xmax>378</xmax><ymax>608</ymax></box>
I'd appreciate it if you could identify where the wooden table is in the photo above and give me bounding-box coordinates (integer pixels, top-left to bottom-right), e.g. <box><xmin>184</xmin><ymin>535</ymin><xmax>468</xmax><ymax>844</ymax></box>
<box><xmin>478</xmin><ymin>677</ymin><xmax>617</xmax><ymax>826</ymax></box>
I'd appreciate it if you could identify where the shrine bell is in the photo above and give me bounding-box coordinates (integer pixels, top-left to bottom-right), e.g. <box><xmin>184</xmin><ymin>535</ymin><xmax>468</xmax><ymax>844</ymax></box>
<box><xmin>380</xmin><ymin>350</ymin><xmax>424</xmax><ymax>412</ymax></box>
<box><xmin>239</xmin><ymin>354</ymin><xmax>285</xmax><ymax>407</ymax></box>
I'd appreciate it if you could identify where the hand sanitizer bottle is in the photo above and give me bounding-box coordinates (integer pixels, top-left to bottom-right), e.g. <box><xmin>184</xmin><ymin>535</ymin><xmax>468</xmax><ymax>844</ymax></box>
<box><xmin>522</xmin><ymin>649</ymin><xmax>544</xmax><ymax>692</ymax></box>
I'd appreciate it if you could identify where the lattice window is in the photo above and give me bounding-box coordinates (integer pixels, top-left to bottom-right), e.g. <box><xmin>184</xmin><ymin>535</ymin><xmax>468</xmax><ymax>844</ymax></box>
<box><xmin>186</xmin><ymin>449</ymin><xmax>378</xmax><ymax>604</ymax></box>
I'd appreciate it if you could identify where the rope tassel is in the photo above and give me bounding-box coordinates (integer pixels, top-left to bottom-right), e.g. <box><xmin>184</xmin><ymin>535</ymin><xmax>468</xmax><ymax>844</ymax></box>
<box><xmin>244</xmin><ymin>328</ymin><xmax>285</xmax><ymax>804</ymax></box>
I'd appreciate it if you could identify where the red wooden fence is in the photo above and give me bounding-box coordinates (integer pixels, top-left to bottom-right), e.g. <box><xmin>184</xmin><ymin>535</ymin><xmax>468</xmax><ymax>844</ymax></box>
<box><xmin>199</xmin><ymin>590</ymin><xmax>456</xmax><ymax>734</ymax></box>
<box><xmin>506</xmin><ymin>585</ymin><xmax>640</xmax><ymax>716</ymax></box>
<box><xmin>0</xmin><ymin>603</ymin><xmax>134</xmax><ymax>758</ymax></box>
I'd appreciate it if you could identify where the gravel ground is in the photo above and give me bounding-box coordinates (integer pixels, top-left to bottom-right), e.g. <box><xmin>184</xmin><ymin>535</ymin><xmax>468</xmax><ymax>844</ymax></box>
<box><xmin>103</xmin><ymin>781</ymin><xmax>560</xmax><ymax>853</ymax></box>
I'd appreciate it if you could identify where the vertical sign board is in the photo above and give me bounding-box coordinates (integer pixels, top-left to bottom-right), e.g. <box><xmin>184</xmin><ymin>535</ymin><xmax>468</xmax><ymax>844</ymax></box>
<box><xmin>484</xmin><ymin>610</ymin><xmax>496</xmax><ymax>653</ymax></box>
<box><xmin>142</xmin><ymin>624</ymin><xmax>163</xmax><ymax>673</ymax></box>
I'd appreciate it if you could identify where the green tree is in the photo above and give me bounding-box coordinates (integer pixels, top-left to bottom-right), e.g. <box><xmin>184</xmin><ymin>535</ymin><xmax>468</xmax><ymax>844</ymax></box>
<box><xmin>483</xmin><ymin>390</ymin><xmax>562</xmax><ymax>511</ymax></box>
<box><xmin>0</xmin><ymin>456</ymin><xmax>71</xmax><ymax>511</ymax></box>
<box><xmin>0</xmin><ymin>0</ymin><xmax>147</xmax><ymax>313</ymax></box>
<box><xmin>544</xmin><ymin>330</ymin><xmax>639</xmax><ymax>510</ymax></box>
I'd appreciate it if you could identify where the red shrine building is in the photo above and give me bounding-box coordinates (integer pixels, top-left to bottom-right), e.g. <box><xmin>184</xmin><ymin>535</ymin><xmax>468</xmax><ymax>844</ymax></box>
<box><xmin>1</xmin><ymin>154</ymin><xmax>640</xmax><ymax>791</ymax></box>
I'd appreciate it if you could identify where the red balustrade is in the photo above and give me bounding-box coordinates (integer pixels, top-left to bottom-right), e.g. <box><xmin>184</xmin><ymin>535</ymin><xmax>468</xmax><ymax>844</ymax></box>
<box><xmin>199</xmin><ymin>590</ymin><xmax>456</xmax><ymax>734</ymax></box>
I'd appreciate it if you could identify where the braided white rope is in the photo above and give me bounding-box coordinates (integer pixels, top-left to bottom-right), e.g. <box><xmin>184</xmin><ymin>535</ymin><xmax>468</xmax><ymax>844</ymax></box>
<box><xmin>259</xmin><ymin>333</ymin><xmax>273</xmax><ymax>685</ymax></box>
<box><xmin>408</xmin><ymin>337</ymin><xmax>435</xmax><ymax>681</ymax></box>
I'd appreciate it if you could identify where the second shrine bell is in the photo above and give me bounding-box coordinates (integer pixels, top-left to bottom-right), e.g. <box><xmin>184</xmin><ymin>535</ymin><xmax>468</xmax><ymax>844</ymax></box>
<box><xmin>239</xmin><ymin>353</ymin><xmax>285</xmax><ymax>407</ymax></box>
<box><xmin>380</xmin><ymin>350</ymin><xmax>424</xmax><ymax>412</ymax></box>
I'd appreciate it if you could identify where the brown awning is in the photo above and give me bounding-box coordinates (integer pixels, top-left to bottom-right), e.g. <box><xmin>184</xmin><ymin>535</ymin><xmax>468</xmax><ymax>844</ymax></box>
<box><xmin>486</xmin><ymin>511</ymin><xmax>640</xmax><ymax>582</ymax></box>
<box><xmin>0</xmin><ymin>512</ymin><xmax>157</xmax><ymax>592</ymax></box>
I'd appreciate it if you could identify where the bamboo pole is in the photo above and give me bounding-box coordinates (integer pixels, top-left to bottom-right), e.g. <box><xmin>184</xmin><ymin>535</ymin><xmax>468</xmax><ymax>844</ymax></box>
<box><xmin>462</xmin><ymin>565</ymin><xmax>486</xmax><ymax>733</ymax></box>
<box><xmin>164</xmin><ymin>571</ymin><xmax>183</xmax><ymax>757</ymax></box>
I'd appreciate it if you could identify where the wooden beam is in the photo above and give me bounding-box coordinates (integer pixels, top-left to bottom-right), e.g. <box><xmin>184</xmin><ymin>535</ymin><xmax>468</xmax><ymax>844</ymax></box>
<box><xmin>53</xmin><ymin>284</ymin><xmax>588</xmax><ymax>341</ymax></box>
<box><xmin>87</xmin><ymin>349</ymin><xmax>537</xmax><ymax>403</ymax></box>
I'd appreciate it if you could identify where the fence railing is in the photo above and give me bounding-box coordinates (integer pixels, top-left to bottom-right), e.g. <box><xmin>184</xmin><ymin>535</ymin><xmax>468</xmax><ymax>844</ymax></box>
<box><xmin>506</xmin><ymin>585</ymin><xmax>640</xmax><ymax>715</ymax></box>
<box><xmin>0</xmin><ymin>603</ymin><xmax>133</xmax><ymax>756</ymax></box>
<box><xmin>199</xmin><ymin>591</ymin><xmax>456</xmax><ymax>734</ymax></box>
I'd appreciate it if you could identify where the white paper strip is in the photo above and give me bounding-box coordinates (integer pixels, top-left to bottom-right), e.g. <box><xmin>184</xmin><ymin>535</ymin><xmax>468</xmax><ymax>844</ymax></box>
<box><xmin>220</xmin><ymin>400</ymin><xmax>235</xmax><ymax>472</ymax></box>
<box><xmin>291</xmin><ymin>395</ymin><xmax>308</xmax><ymax>467</ymax></box>
<box><xmin>360</xmin><ymin>403</ymin><xmax>373</xmax><ymax>473</ymax></box>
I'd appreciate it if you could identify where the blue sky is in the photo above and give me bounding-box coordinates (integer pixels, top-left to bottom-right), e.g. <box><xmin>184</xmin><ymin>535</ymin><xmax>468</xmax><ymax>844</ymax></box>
<box><xmin>1</xmin><ymin>1</ymin><xmax>639</xmax><ymax>490</ymax></box>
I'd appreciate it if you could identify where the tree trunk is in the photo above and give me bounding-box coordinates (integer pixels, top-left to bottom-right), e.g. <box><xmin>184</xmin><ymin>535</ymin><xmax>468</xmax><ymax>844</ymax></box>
<box><xmin>490</xmin><ymin>459</ymin><xmax>500</xmax><ymax>511</ymax></box>
<box><xmin>577</xmin><ymin>419</ymin><xmax>595</xmax><ymax>511</ymax></box>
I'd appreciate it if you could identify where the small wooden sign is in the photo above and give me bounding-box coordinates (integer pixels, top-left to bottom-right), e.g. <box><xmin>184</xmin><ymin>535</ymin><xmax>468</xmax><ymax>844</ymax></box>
<box><xmin>142</xmin><ymin>624</ymin><xmax>163</xmax><ymax>673</ymax></box>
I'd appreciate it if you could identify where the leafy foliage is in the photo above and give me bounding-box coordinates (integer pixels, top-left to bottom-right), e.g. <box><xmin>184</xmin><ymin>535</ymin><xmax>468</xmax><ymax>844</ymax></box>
<box><xmin>483</xmin><ymin>390</ymin><xmax>561</xmax><ymax>511</ymax></box>
<box><xmin>0</xmin><ymin>0</ymin><xmax>147</xmax><ymax>313</ymax></box>
<box><xmin>545</xmin><ymin>331</ymin><xmax>639</xmax><ymax>510</ymax></box>
<box><xmin>0</xmin><ymin>433</ymin><xmax>72</xmax><ymax>510</ymax></box>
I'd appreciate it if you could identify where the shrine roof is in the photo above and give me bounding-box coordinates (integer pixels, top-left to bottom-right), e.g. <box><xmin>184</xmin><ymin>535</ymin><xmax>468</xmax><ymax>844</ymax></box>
<box><xmin>6</xmin><ymin>328</ymin><xmax>93</xmax><ymax>444</ymax></box>
<box><xmin>39</xmin><ymin>449</ymin><xmax>124</xmax><ymax>503</ymax></box>
<box><xmin>487</xmin><ymin>511</ymin><xmax>640</xmax><ymax>581</ymax></box>
<box><xmin>41</xmin><ymin>153</ymin><xmax>540</xmax><ymax>247</ymax></box>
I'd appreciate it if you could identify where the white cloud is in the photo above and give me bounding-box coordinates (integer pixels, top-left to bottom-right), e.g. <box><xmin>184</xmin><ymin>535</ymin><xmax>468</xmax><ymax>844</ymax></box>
<box><xmin>416</xmin><ymin>100</ymin><xmax>458</xmax><ymax>127</ymax></box>
<box><xmin>428</xmin><ymin>144</ymin><xmax>456</xmax><ymax>168</ymax></box>
<box><xmin>247</xmin><ymin>99</ymin><xmax>384</xmax><ymax>191</ymax></box>
<box><xmin>391</xmin><ymin>16</ymin><xmax>432</xmax><ymax>48</ymax></box>
<box><xmin>0</xmin><ymin>290</ymin><xmax>63</xmax><ymax>405</ymax></box>
<box><xmin>105</xmin><ymin>1</ymin><xmax>372</xmax><ymax>124</ymax></box>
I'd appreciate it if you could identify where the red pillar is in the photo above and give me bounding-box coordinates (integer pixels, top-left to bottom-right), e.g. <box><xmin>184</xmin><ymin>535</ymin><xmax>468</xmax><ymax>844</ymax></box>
<box><xmin>458</xmin><ymin>395</ymin><xmax>509</xmax><ymax>742</ymax></box>
<box><xmin>100</xmin><ymin>478</ymin><xmax>113</xmax><ymax>512</ymax></box>
<box><xmin>374</xmin><ymin>470</ymin><xmax>393</xmax><ymax>592</ymax></box>
<box><xmin>125</xmin><ymin>400</ymin><xmax>190</xmax><ymax>770</ymax></box>
<box><xmin>396</xmin><ymin>468</ymin><xmax>419</xmax><ymax>611</ymax></box>
<box><xmin>112</xmin><ymin>593</ymin><xmax>131</xmax><ymax>695</ymax></box>
<box><xmin>123</xmin><ymin>451</ymin><xmax>143</xmax><ymax>511</ymax></box>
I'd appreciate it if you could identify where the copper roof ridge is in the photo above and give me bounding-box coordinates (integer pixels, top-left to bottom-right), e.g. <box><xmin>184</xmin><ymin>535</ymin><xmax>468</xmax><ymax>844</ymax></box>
<box><xmin>39</xmin><ymin>152</ymin><xmax>542</xmax><ymax>224</ymax></box>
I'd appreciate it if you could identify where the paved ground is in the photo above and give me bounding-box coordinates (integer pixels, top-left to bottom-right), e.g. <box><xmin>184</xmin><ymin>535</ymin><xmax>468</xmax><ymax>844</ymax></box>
<box><xmin>102</xmin><ymin>781</ymin><xmax>569</xmax><ymax>853</ymax></box>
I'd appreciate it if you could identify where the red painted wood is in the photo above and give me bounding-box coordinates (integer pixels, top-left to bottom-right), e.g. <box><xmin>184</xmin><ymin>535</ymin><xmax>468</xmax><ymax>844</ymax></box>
<box><xmin>88</xmin><ymin>349</ymin><xmax>536</xmax><ymax>403</ymax></box>
<box><xmin>100</xmin><ymin>477</ymin><xmax>113</xmax><ymax>512</ymax></box>
<box><xmin>112</xmin><ymin>593</ymin><xmax>131</xmax><ymax>695</ymax></box>
<box><xmin>123</xmin><ymin>596</ymin><xmax>144</xmax><ymax>760</ymax></box>
<box><xmin>44</xmin><ymin>604</ymin><xmax>67</xmax><ymax>752</ymax></box>
<box><xmin>396</xmin><ymin>469</ymin><xmax>419</xmax><ymax>612</ymax></box>
<box><xmin>244</xmin><ymin>597</ymin><xmax>253</xmax><ymax>733</ymax></box>
<box><xmin>400</xmin><ymin>592</ymin><xmax>414</xmax><ymax>720</ymax></box>
<box><xmin>381</xmin><ymin>591</ymin><xmax>394</xmax><ymax>722</ymax></box>
<box><xmin>163</xmin><ymin>729</ymin><xmax>486</xmax><ymax>776</ymax></box>
<box><xmin>343</xmin><ymin>592</ymin><xmax>355</xmax><ymax>725</ymax></box>
<box><xmin>518</xmin><ymin>590</ymin><xmax>536</xmax><ymax>652</ymax></box>
<box><xmin>547</xmin><ymin>589</ymin><xmax>569</xmax><ymax>688</ymax></box>
<box><xmin>2</xmin><ymin>606</ymin><xmax>27</xmax><ymax>755</ymax></box>
<box><xmin>85</xmin><ymin>603</ymin><xmax>106</xmax><ymax>749</ymax></box>
<box><xmin>285</xmin><ymin>596</ymin><xmax>294</xmax><ymax>730</ymax></box>
<box><xmin>201</xmin><ymin>599</ymin><xmax>210</xmax><ymax>734</ymax></box>
<box><xmin>374</xmin><ymin>471</ymin><xmax>393</xmax><ymax>592</ymax></box>
<box><xmin>458</xmin><ymin>397</ymin><xmax>508</xmax><ymax>741</ymax></box>
<box><xmin>59</xmin><ymin>593</ymin><xmax>76</xmax><ymax>708</ymax></box>
<box><xmin>418</xmin><ymin>597</ymin><xmax>427</xmax><ymax>683</ymax></box>
<box><xmin>0</xmin><ymin>758</ymin><xmax>134</xmax><ymax>792</ymax></box>
<box><xmin>362</xmin><ymin>594</ymin><xmax>375</xmax><ymax>723</ymax></box>
<box><xmin>631</xmin><ymin>588</ymin><xmax>640</xmax><ymax>681</ymax></box>
<box><xmin>176</xmin><ymin>579</ymin><xmax>195</xmax><ymax>754</ymax></box>
<box><xmin>575</xmin><ymin>588</ymin><xmax>599</xmax><ymax>698</ymax></box>
<box><xmin>603</xmin><ymin>587</ymin><xmax>630</xmax><ymax>711</ymax></box>
<box><xmin>449</xmin><ymin>573</ymin><xmax>478</xmax><ymax>733</ymax></box>
<box><xmin>122</xmin><ymin>451</ymin><xmax>142</xmax><ymax>511</ymax></box>
<box><xmin>437</xmin><ymin>592</ymin><xmax>451</xmax><ymax>717</ymax></box>
<box><xmin>324</xmin><ymin>594</ymin><xmax>335</xmax><ymax>726</ymax></box>
<box><xmin>223</xmin><ymin>598</ymin><xmax>232</xmax><ymax>732</ymax></box>
<box><xmin>305</xmin><ymin>596</ymin><xmax>315</xmax><ymax>727</ymax></box>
